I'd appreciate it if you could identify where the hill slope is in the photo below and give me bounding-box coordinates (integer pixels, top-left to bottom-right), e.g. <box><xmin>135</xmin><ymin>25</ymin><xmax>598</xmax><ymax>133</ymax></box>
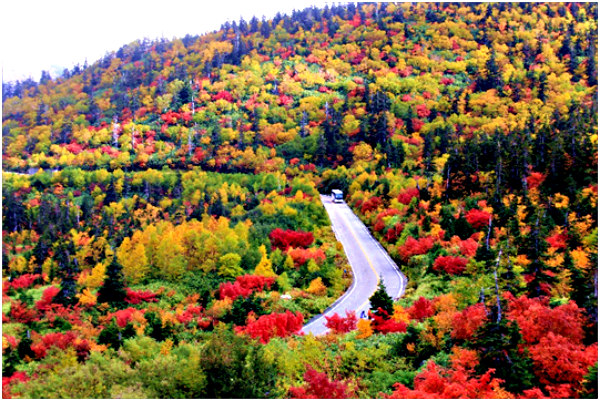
<box><xmin>2</xmin><ymin>2</ymin><xmax>598</xmax><ymax>399</ymax></box>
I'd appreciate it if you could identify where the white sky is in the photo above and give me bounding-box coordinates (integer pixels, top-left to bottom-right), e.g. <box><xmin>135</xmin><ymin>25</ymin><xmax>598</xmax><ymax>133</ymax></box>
<box><xmin>1</xmin><ymin>0</ymin><xmax>329</xmax><ymax>83</ymax></box>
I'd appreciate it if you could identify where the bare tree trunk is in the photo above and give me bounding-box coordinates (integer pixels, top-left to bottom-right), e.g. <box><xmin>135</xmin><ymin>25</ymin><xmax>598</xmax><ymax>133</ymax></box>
<box><xmin>112</xmin><ymin>116</ymin><xmax>119</xmax><ymax>148</ymax></box>
<box><xmin>495</xmin><ymin>248</ymin><xmax>503</xmax><ymax>323</ymax></box>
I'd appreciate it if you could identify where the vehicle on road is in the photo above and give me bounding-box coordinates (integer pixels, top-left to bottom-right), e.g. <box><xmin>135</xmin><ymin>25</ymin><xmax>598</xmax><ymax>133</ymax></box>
<box><xmin>331</xmin><ymin>189</ymin><xmax>344</xmax><ymax>203</ymax></box>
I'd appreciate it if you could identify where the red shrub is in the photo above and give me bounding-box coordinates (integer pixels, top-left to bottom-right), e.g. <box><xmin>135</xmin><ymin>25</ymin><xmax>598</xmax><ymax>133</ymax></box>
<box><xmin>218</xmin><ymin>275</ymin><xmax>276</xmax><ymax>300</ymax></box>
<box><xmin>235</xmin><ymin>275</ymin><xmax>276</xmax><ymax>292</ymax></box>
<box><xmin>383</xmin><ymin>223</ymin><xmax>405</xmax><ymax>243</ymax></box>
<box><xmin>177</xmin><ymin>306</ymin><xmax>205</xmax><ymax>325</ymax></box>
<box><xmin>458</xmin><ymin>237</ymin><xmax>479</xmax><ymax>257</ymax></box>
<box><xmin>465</xmin><ymin>209</ymin><xmax>492</xmax><ymax>230</ymax></box>
<box><xmin>9</xmin><ymin>300</ymin><xmax>38</xmax><ymax>324</ymax></box>
<box><xmin>397</xmin><ymin>187</ymin><xmax>420</xmax><ymax>205</ymax></box>
<box><xmin>371</xmin><ymin>309</ymin><xmax>408</xmax><ymax>334</ymax></box>
<box><xmin>218</xmin><ymin>282</ymin><xmax>252</xmax><ymax>300</ymax></box>
<box><xmin>9</xmin><ymin>274</ymin><xmax>41</xmax><ymax>290</ymax></box>
<box><xmin>411</xmin><ymin>118</ymin><xmax>424</xmax><ymax>132</ymax></box>
<box><xmin>30</xmin><ymin>342</ymin><xmax>49</xmax><ymax>360</ymax></box>
<box><xmin>66</xmin><ymin>142</ymin><xmax>84</xmax><ymax>155</ymax></box>
<box><xmin>44</xmin><ymin>304</ymin><xmax>83</xmax><ymax>327</ymax></box>
<box><xmin>191</xmin><ymin>147</ymin><xmax>206</xmax><ymax>163</ymax></box>
<box><xmin>451</xmin><ymin>304</ymin><xmax>488</xmax><ymax>340</ymax></box>
<box><xmin>526</xmin><ymin>172</ymin><xmax>546</xmax><ymax>189</ymax></box>
<box><xmin>325</xmin><ymin>310</ymin><xmax>357</xmax><ymax>334</ymax></box>
<box><xmin>125</xmin><ymin>288</ymin><xmax>158</xmax><ymax>304</ymax></box>
<box><xmin>398</xmin><ymin>236</ymin><xmax>435</xmax><ymax>263</ymax></box>
<box><xmin>373</xmin><ymin>219</ymin><xmax>386</xmax><ymax>232</ymax></box>
<box><xmin>360</xmin><ymin>196</ymin><xmax>383</xmax><ymax>214</ymax></box>
<box><xmin>236</xmin><ymin>311</ymin><xmax>304</xmax><ymax>343</ymax></box>
<box><xmin>35</xmin><ymin>286</ymin><xmax>61</xmax><ymax>311</ymax></box>
<box><xmin>529</xmin><ymin>332</ymin><xmax>597</xmax><ymax>397</ymax></box>
<box><xmin>407</xmin><ymin>297</ymin><xmax>435</xmax><ymax>322</ymax></box>
<box><xmin>433</xmin><ymin>255</ymin><xmax>468</xmax><ymax>275</ymax></box>
<box><xmin>546</xmin><ymin>232</ymin><xmax>568</xmax><ymax>249</ymax></box>
<box><xmin>504</xmin><ymin>294</ymin><xmax>587</xmax><ymax>345</ymax></box>
<box><xmin>74</xmin><ymin>338</ymin><xmax>92</xmax><ymax>361</ymax></box>
<box><xmin>287</xmin><ymin>248</ymin><xmax>326</xmax><ymax>267</ymax></box>
<box><xmin>289</xmin><ymin>368</ymin><xmax>355</xmax><ymax>399</ymax></box>
<box><xmin>384</xmin><ymin>361</ymin><xmax>503</xmax><ymax>399</ymax></box>
<box><xmin>213</xmin><ymin>91</ymin><xmax>233</xmax><ymax>102</ymax></box>
<box><xmin>269</xmin><ymin>228</ymin><xmax>314</xmax><ymax>250</ymax></box>
<box><xmin>3</xmin><ymin>334</ymin><xmax>18</xmax><ymax>349</ymax></box>
<box><xmin>110</xmin><ymin>307</ymin><xmax>138</xmax><ymax>328</ymax></box>
<box><xmin>416</xmin><ymin>104</ymin><xmax>431</xmax><ymax>118</ymax></box>
<box><xmin>278</xmin><ymin>94</ymin><xmax>294</xmax><ymax>106</ymax></box>
<box><xmin>32</xmin><ymin>331</ymin><xmax>78</xmax><ymax>359</ymax></box>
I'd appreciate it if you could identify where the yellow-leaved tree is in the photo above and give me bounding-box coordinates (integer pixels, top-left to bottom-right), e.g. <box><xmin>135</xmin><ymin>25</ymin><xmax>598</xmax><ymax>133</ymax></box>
<box><xmin>306</xmin><ymin>277</ymin><xmax>327</xmax><ymax>296</ymax></box>
<box><xmin>117</xmin><ymin>237</ymin><xmax>149</xmax><ymax>285</ymax></box>
<box><xmin>77</xmin><ymin>262</ymin><xmax>106</xmax><ymax>289</ymax></box>
<box><xmin>356</xmin><ymin>318</ymin><xmax>373</xmax><ymax>339</ymax></box>
<box><xmin>254</xmin><ymin>245</ymin><xmax>277</xmax><ymax>277</ymax></box>
<box><xmin>218</xmin><ymin>253</ymin><xmax>243</xmax><ymax>279</ymax></box>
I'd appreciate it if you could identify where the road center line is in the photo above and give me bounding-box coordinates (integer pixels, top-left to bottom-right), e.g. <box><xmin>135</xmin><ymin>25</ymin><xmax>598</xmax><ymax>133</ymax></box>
<box><xmin>337</xmin><ymin>206</ymin><xmax>380</xmax><ymax>284</ymax></box>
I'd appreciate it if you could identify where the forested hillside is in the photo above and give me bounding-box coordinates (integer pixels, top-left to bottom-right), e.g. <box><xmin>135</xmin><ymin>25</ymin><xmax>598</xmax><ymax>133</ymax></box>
<box><xmin>3</xmin><ymin>2</ymin><xmax>598</xmax><ymax>398</ymax></box>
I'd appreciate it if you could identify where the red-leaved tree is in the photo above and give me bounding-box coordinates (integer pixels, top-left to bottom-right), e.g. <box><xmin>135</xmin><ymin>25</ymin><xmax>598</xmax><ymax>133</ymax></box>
<box><xmin>398</xmin><ymin>236</ymin><xmax>435</xmax><ymax>263</ymax></box>
<box><xmin>529</xmin><ymin>332</ymin><xmax>597</xmax><ymax>397</ymax></box>
<box><xmin>371</xmin><ymin>308</ymin><xmax>408</xmax><ymax>334</ymax></box>
<box><xmin>397</xmin><ymin>188</ymin><xmax>420</xmax><ymax>205</ymax></box>
<box><xmin>451</xmin><ymin>303</ymin><xmax>488</xmax><ymax>340</ymax></box>
<box><xmin>235</xmin><ymin>311</ymin><xmax>303</xmax><ymax>343</ymax></box>
<box><xmin>125</xmin><ymin>288</ymin><xmax>158</xmax><ymax>304</ymax></box>
<box><xmin>219</xmin><ymin>275</ymin><xmax>276</xmax><ymax>300</ymax></box>
<box><xmin>325</xmin><ymin>310</ymin><xmax>357</xmax><ymax>334</ymax></box>
<box><xmin>286</xmin><ymin>248</ymin><xmax>326</xmax><ymax>267</ymax></box>
<box><xmin>289</xmin><ymin>368</ymin><xmax>356</xmax><ymax>399</ymax></box>
<box><xmin>384</xmin><ymin>360</ymin><xmax>509</xmax><ymax>399</ymax></box>
<box><xmin>406</xmin><ymin>297</ymin><xmax>435</xmax><ymax>322</ymax></box>
<box><xmin>504</xmin><ymin>293</ymin><xmax>587</xmax><ymax>345</ymax></box>
<box><xmin>9</xmin><ymin>301</ymin><xmax>38</xmax><ymax>324</ymax></box>
<box><xmin>35</xmin><ymin>286</ymin><xmax>61</xmax><ymax>311</ymax></box>
<box><xmin>269</xmin><ymin>228</ymin><xmax>314</xmax><ymax>250</ymax></box>
<box><xmin>465</xmin><ymin>209</ymin><xmax>492</xmax><ymax>230</ymax></box>
<box><xmin>433</xmin><ymin>255</ymin><xmax>468</xmax><ymax>275</ymax></box>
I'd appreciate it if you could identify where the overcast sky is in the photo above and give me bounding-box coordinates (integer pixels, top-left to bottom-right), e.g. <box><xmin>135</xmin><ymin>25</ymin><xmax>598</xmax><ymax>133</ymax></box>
<box><xmin>1</xmin><ymin>0</ymin><xmax>329</xmax><ymax>83</ymax></box>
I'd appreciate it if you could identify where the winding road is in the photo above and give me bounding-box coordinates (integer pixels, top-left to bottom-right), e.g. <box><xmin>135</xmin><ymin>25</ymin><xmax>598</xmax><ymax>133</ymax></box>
<box><xmin>302</xmin><ymin>195</ymin><xmax>407</xmax><ymax>335</ymax></box>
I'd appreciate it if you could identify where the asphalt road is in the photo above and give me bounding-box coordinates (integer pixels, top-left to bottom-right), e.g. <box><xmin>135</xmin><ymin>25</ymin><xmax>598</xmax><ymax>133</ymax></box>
<box><xmin>302</xmin><ymin>195</ymin><xmax>407</xmax><ymax>335</ymax></box>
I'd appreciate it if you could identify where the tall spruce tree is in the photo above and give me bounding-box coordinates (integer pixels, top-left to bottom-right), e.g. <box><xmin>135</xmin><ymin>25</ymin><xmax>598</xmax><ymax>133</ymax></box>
<box><xmin>97</xmin><ymin>255</ymin><xmax>127</xmax><ymax>309</ymax></box>
<box><xmin>54</xmin><ymin>240</ymin><xmax>79</xmax><ymax>307</ymax></box>
<box><xmin>370</xmin><ymin>281</ymin><xmax>394</xmax><ymax>316</ymax></box>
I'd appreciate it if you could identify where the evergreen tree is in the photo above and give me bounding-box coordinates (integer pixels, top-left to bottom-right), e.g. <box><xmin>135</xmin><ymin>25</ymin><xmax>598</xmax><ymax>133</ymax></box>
<box><xmin>97</xmin><ymin>255</ymin><xmax>127</xmax><ymax>309</ymax></box>
<box><xmin>521</xmin><ymin>213</ymin><xmax>555</xmax><ymax>297</ymax></box>
<box><xmin>53</xmin><ymin>240</ymin><xmax>79</xmax><ymax>307</ymax></box>
<box><xmin>479</xmin><ymin>50</ymin><xmax>502</xmax><ymax>91</ymax></box>
<box><xmin>454</xmin><ymin>213</ymin><xmax>475</xmax><ymax>240</ymax></box>
<box><xmin>471</xmin><ymin>318</ymin><xmax>538</xmax><ymax>394</ymax></box>
<box><xmin>369</xmin><ymin>281</ymin><xmax>394</xmax><ymax>316</ymax></box>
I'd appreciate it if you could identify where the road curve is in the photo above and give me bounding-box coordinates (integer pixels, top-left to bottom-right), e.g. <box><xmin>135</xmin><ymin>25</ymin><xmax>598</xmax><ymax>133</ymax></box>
<box><xmin>302</xmin><ymin>195</ymin><xmax>407</xmax><ymax>335</ymax></box>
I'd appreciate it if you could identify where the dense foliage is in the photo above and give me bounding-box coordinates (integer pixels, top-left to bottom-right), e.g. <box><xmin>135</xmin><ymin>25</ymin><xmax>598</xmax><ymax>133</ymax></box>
<box><xmin>3</xmin><ymin>2</ymin><xmax>598</xmax><ymax>398</ymax></box>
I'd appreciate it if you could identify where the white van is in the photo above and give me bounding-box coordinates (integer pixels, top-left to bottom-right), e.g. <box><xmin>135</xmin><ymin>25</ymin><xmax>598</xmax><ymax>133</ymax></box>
<box><xmin>331</xmin><ymin>189</ymin><xmax>344</xmax><ymax>203</ymax></box>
